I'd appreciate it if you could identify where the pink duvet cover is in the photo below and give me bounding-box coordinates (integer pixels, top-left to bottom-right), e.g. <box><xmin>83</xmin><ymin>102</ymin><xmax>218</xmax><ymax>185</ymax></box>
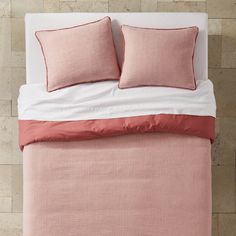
<box><xmin>23</xmin><ymin>133</ymin><xmax>211</xmax><ymax>236</ymax></box>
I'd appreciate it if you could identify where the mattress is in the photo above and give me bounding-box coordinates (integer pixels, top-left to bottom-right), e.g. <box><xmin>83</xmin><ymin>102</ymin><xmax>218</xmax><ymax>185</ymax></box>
<box><xmin>23</xmin><ymin>133</ymin><xmax>211</xmax><ymax>236</ymax></box>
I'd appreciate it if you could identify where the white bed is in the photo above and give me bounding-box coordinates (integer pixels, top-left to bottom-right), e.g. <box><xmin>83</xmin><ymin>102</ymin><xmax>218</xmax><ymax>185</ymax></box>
<box><xmin>22</xmin><ymin>13</ymin><xmax>213</xmax><ymax>236</ymax></box>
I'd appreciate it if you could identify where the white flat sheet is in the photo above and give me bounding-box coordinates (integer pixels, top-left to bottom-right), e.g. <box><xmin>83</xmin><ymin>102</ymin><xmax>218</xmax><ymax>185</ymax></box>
<box><xmin>18</xmin><ymin>80</ymin><xmax>216</xmax><ymax>121</ymax></box>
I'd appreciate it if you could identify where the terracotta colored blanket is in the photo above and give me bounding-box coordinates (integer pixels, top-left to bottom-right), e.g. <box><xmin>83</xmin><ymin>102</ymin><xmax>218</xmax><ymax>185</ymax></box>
<box><xmin>23</xmin><ymin>133</ymin><xmax>211</xmax><ymax>236</ymax></box>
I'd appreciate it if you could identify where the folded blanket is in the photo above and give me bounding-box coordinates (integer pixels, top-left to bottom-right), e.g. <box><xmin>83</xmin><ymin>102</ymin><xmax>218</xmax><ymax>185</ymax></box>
<box><xmin>18</xmin><ymin>80</ymin><xmax>216</xmax><ymax>149</ymax></box>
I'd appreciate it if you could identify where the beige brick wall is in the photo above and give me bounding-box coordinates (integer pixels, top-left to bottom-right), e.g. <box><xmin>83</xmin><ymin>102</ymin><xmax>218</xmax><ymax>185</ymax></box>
<box><xmin>0</xmin><ymin>0</ymin><xmax>235</xmax><ymax>235</ymax></box>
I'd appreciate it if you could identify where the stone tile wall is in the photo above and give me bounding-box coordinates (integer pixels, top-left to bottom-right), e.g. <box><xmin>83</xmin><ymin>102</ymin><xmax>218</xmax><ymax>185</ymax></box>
<box><xmin>0</xmin><ymin>0</ymin><xmax>235</xmax><ymax>235</ymax></box>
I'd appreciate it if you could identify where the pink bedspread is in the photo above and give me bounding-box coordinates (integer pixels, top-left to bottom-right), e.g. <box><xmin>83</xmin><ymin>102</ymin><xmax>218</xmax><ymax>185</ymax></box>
<box><xmin>23</xmin><ymin>133</ymin><xmax>211</xmax><ymax>236</ymax></box>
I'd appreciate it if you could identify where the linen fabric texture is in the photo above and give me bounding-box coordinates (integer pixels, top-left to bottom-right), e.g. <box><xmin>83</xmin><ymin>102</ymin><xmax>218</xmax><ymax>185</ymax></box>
<box><xmin>35</xmin><ymin>17</ymin><xmax>120</xmax><ymax>92</ymax></box>
<box><xmin>119</xmin><ymin>25</ymin><xmax>198</xmax><ymax>90</ymax></box>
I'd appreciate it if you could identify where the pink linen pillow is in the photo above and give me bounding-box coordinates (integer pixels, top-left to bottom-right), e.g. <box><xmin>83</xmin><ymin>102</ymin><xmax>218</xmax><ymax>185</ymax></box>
<box><xmin>35</xmin><ymin>17</ymin><xmax>120</xmax><ymax>92</ymax></box>
<box><xmin>119</xmin><ymin>25</ymin><xmax>199</xmax><ymax>90</ymax></box>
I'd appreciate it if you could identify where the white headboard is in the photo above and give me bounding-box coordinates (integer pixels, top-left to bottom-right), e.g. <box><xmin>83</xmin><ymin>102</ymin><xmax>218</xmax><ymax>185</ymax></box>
<box><xmin>25</xmin><ymin>12</ymin><xmax>208</xmax><ymax>84</ymax></box>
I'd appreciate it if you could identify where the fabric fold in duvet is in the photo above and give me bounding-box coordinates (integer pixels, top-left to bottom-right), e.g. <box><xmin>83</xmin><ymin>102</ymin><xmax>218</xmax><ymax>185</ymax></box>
<box><xmin>19</xmin><ymin>114</ymin><xmax>215</xmax><ymax>150</ymax></box>
<box><xmin>18</xmin><ymin>80</ymin><xmax>216</xmax><ymax>149</ymax></box>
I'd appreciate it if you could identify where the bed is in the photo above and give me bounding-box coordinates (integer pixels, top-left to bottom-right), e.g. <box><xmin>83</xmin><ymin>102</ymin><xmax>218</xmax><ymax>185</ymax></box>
<box><xmin>19</xmin><ymin>13</ymin><xmax>216</xmax><ymax>236</ymax></box>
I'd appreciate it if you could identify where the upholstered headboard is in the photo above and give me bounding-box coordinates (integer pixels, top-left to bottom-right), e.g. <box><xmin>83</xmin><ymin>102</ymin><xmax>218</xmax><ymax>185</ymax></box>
<box><xmin>25</xmin><ymin>12</ymin><xmax>208</xmax><ymax>84</ymax></box>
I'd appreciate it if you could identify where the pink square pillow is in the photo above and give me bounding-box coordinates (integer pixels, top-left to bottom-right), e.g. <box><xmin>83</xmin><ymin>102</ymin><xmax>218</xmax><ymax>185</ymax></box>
<box><xmin>36</xmin><ymin>17</ymin><xmax>120</xmax><ymax>92</ymax></box>
<box><xmin>119</xmin><ymin>25</ymin><xmax>199</xmax><ymax>90</ymax></box>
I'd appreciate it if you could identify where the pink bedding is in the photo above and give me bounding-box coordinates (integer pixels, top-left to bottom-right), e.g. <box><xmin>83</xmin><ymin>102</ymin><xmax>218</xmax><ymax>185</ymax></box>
<box><xmin>23</xmin><ymin>133</ymin><xmax>211</xmax><ymax>236</ymax></box>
